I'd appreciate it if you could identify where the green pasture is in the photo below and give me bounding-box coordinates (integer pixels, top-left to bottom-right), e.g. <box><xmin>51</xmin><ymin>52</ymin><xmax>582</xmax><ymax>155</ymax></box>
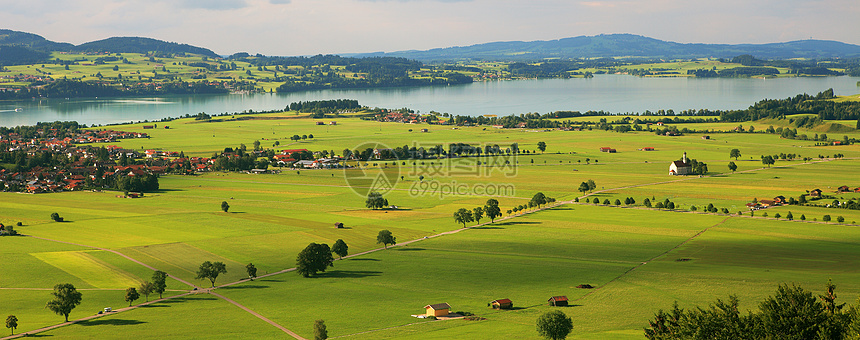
<box><xmin>37</xmin><ymin>294</ymin><xmax>286</xmax><ymax>339</ymax></box>
<box><xmin>2</xmin><ymin>115</ymin><xmax>860</xmax><ymax>338</ymax></box>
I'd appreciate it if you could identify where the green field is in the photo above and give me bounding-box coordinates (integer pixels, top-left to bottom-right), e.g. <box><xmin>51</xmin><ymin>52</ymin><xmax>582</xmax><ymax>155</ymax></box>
<box><xmin>2</xmin><ymin>113</ymin><xmax>860</xmax><ymax>339</ymax></box>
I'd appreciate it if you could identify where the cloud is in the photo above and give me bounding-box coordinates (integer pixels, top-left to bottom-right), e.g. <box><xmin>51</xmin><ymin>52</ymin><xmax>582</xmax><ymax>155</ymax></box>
<box><xmin>175</xmin><ymin>0</ymin><xmax>249</xmax><ymax>10</ymax></box>
<box><xmin>269</xmin><ymin>0</ymin><xmax>291</xmax><ymax>4</ymax></box>
<box><xmin>579</xmin><ymin>1</ymin><xmax>617</xmax><ymax>8</ymax></box>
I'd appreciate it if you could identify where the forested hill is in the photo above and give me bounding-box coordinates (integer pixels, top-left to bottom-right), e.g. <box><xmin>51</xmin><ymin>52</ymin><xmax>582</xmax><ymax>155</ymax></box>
<box><xmin>0</xmin><ymin>29</ymin><xmax>218</xmax><ymax>66</ymax></box>
<box><xmin>351</xmin><ymin>34</ymin><xmax>860</xmax><ymax>61</ymax></box>
<box><xmin>71</xmin><ymin>37</ymin><xmax>218</xmax><ymax>58</ymax></box>
<box><xmin>0</xmin><ymin>29</ymin><xmax>74</xmax><ymax>52</ymax></box>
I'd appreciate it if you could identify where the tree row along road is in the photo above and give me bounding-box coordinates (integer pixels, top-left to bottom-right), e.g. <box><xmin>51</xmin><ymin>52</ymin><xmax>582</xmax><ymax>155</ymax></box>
<box><xmin>4</xmin><ymin>158</ymin><xmax>835</xmax><ymax>339</ymax></box>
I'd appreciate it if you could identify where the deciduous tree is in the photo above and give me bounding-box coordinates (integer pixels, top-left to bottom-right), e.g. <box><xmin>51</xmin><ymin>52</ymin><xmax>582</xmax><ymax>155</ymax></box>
<box><xmin>376</xmin><ymin>230</ymin><xmax>396</xmax><ymax>249</ymax></box>
<box><xmin>296</xmin><ymin>243</ymin><xmax>334</xmax><ymax>277</ymax></box>
<box><xmin>536</xmin><ymin>310</ymin><xmax>573</xmax><ymax>340</ymax></box>
<box><xmin>46</xmin><ymin>283</ymin><xmax>82</xmax><ymax>322</ymax></box>
<box><xmin>196</xmin><ymin>261</ymin><xmax>227</xmax><ymax>287</ymax></box>
<box><xmin>6</xmin><ymin>315</ymin><xmax>17</xmax><ymax>335</ymax></box>
<box><xmin>152</xmin><ymin>270</ymin><xmax>167</xmax><ymax>299</ymax></box>
<box><xmin>125</xmin><ymin>287</ymin><xmax>139</xmax><ymax>306</ymax></box>
<box><xmin>246</xmin><ymin>263</ymin><xmax>257</xmax><ymax>280</ymax></box>
<box><xmin>331</xmin><ymin>239</ymin><xmax>348</xmax><ymax>259</ymax></box>
<box><xmin>453</xmin><ymin>208</ymin><xmax>474</xmax><ymax>228</ymax></box>
<box><xmin>139</xmin><ymin>281</ymin><xmax>155</xmax><ymax>302</ymax></box>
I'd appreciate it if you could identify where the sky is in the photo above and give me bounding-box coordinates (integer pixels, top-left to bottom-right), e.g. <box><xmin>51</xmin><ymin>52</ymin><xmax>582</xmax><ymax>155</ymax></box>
<box><xmin>2</xmin><ymin>0</ymin><xmax>859</xmax><ymax>56</ymax></box>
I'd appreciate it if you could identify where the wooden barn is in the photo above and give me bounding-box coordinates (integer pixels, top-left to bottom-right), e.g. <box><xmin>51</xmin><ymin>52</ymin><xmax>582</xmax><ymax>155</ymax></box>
<box><xmin>334</xmin><ymin>222</ymin><xmax>344</xmax><ymax>228</ymax></box>
<box><xmin>548</xmin><ymin>296</ymin><xmax>568</xmax><ymax>307</ymax></box>
<box><xmin>490</xmin><ymin>299</ymin><xmax>513</xmax><ymax>310</ymax></box>
<box><xmin>424</xmin><ymin>303</ymin><xmax>451</xmax><ymax>317</ymax></box>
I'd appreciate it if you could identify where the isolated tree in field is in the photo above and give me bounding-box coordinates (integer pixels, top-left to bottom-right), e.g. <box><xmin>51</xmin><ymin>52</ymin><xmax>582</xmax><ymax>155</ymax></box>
<box><xmin>786</xmin><ymin>212</ymin><xmax>794</xmax><ymax>221</ymax></box>
<box><xmin>6</xmin><ymin>315</ymin><xmax>18</xmax><ymax>335</ymax></box>
<box><xmin>125</xmin><ymin>287</ymin><xmax>139</xmax><ymax>306</ymax></box>
<box><xmin>837</xmin><ymin>216</ymin><xmax>845</xmax><ymax>223</ymax></box>
<box><xmin>537</xmin><ymin>141</ymin><xmax>547</xmax><ymax>153</ymax></box>
<box><xmin>314</xmin><ymin>319</ymin><xmax>328</xmax><ymax>340</ymax></box>
<box><xmin>593</xmin><ymin>197</ymin><xmax>600</xmax><ymax>204</ymax></box>
<box><xmin>531</xmin><ymin>192</ymin><xmax>547</xmax><ymax>208</ymax></box>
<box><xmin>246</xmin><ymin>263</ymin><xmax>258</xmax><ymax>280</ymax></box>
<box><xmin>823</xmin><ymin>215</ymin><xmax>831</xmax><ymax>222</ymax></box>
<box><xmin>536</xmin><ymin>310</ymin><xmax>573</xmax><ymax>340</ymax></box>
<box><xmin>152</xmin><ymin>270</ymin><xmax>167</xmax><ymax>299</ymax></box>
<box><xmin>730</xmin><ymin>149</ymin><xmax>741</xmax><ymax>160</ymax></box>
<box><xmin>761</xmin><ymin>155</ymin><xmax>775</xmax><ymax>167</ymax></box>
<box><xmin>728</xmin><ymin>161</ymin><xmax>738</xmax><ymax>172</ymax></box>
<box><xmin>50</xmin><ymin>212</ymin><xmax>63</xmax><ymax>222</ymax></box>
<box><xmin>365</xmin><ymin>191</ymin><xmax>388</xmax><ymax>210</ymax></box>
<box><xmin>196</xmin><ymin>261</ymin><xmax>227</xmax><ymax>287</ymax></box>
<box><xmin>221</xmin><ymin>201</ymin><xmax>230</xmax><ymax>212</ymax></box>
<box><xmin>296</xmin><ymin>243</ymin><xmax>334</xmax><ymax>277</ymax></box>
<box><xmin>578</xmin><ymin>182</ymin><xmax>590</xmax><ymax>195</ymax></box>
<box><xmin>453</xmin><ymin>208</ymin><xmax>474</xmax><ymax>228</ymax></box>
<box><xmin>46</xmin><ymin>283</ymin><xmax>82</xmax><ymax>322</ymax></box>
<box><xmin>139</xmin><ymin>281</ymin><xmax>155</xmax><ymax>302</ymax></box>
<box><xmin>331</xmin><ymin>239</ymin><xmax>348</xmax><ymax>259</ymax></box>
<box><xmin>485</xmin><ymin>199</ymin><xmax>502</xmax><ymax>223</ymax></box>
<box><xmin>473</xmin><ymin>207</ymin><xmax>484</xmax><ymax>224</ymax></box>
<box><xmin>377</xmin><ymin>230</ymin><xmax>396</xmax><ymax>248</ymax></box>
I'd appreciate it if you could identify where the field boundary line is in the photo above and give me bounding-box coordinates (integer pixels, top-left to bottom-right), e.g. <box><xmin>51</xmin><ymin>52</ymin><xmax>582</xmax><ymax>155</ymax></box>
<box><xmin>572</xmin><ymin>216</ymin><xmax>732</xmax><ymax>303</ymax></box>
<box><xmin>26</xmin><ymin>235</ymin><xmax>199</xmax><ymax>289</ymax></box>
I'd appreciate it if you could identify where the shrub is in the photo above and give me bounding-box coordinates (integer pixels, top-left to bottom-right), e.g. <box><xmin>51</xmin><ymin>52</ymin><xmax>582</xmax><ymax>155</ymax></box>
<box><xmin>800</xmin><ymin>214</ymin><xmax>806</xmax><ymax>221</ymax></box>
<box><xmin>837</xmin><ymin>216</ymin><xmax>845</xmax><ymax>223</ymax></box>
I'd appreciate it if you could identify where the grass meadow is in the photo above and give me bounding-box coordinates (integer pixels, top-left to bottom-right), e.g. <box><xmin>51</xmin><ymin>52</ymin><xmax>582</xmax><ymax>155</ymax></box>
<box><xmin>1</xmin><ymin>114</ymin><xmax>859</xmax><ymax>338</ymax></box>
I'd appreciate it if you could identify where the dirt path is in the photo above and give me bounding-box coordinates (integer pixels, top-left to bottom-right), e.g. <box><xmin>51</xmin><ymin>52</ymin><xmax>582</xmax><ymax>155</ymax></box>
<box><xmin>0</xmin><ymin>292</ymin><xmax>192</xmax><ymax>340</ymax></box>
<box><xmin>210</xmin><ymin>292</ymin><xmax>307</xmax><ymax>340</ymax></box>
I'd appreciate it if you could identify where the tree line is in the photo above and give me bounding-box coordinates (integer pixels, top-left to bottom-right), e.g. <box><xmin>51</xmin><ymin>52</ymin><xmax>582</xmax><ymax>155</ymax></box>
<box><xmin>645</xmin><ymin>281</ymin><xmax>860</xmax><ymax>340</ymax></box>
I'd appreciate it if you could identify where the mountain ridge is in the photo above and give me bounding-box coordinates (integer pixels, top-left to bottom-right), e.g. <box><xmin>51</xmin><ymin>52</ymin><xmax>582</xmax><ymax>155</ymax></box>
<box><xmin>347</xmin><ymin>34</ymin><xmax>860</xmax><ymax>61</ymax></box>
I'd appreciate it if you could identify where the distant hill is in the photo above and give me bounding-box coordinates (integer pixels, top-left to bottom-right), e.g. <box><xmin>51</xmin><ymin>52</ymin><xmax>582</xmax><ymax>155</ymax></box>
<box><xmin>0</xmin><ymin>29</ymin><xmax>219</xmax><ymax>62</ymax></box>
<box><xmin>0</xmin><ymin>45</ymin><xmax>50</xmax><ymax>66</ymax></box>
<box><xmin>350</xmin><ymin>34</ymin><xmax>860</xmax><ymax>61</ymax></box>
<box><xmin>0</xmin><ymin>29</ymin><xmax>74</xmax><ymax>52</ymax></box>
<box><xmin>71</xmin><ymin>37</ymin><xmax>218</xmax><ymax>58</ymax></box>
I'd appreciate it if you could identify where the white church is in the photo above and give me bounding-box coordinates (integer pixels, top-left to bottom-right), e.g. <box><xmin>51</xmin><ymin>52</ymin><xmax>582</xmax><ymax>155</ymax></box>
<box><xmin>669</xmin><ymin>152</ymin><xmax>693</xmax><ymax>175</ymax></box>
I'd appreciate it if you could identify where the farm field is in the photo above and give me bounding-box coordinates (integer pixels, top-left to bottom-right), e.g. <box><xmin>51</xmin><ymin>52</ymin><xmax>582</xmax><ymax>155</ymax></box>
<box><xmin>1</xmin><ymin>114</ymin><xmax>860</xmax><ymax>339</ymax></box>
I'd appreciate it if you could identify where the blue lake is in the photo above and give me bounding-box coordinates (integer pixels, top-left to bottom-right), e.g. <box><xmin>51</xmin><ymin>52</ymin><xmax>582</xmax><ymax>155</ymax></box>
<box><xmin>1</xmin><ymin>75</ymin><xmax>858</xmax><ymax>127</ymax></box>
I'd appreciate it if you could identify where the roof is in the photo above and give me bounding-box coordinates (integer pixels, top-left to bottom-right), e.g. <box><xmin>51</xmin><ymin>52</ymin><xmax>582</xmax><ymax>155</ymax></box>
<box><xmin>424</xmin><ymin>303</ymin><xmax>451</xmax><ymax>310</ymax></box>
<box><xmin>548</xmin><ymin>296</ymin><xmax>568</xmax><ymax>301</ymax></box>
<box><xmin>492</xmin><ymin>299</ymin><xmax>512</xmax><ymax>304</ymax></box>
<box><xmin>672</xmin><ymin>161</ymin><xmax>691</xmax><ymax>168</ymax></box>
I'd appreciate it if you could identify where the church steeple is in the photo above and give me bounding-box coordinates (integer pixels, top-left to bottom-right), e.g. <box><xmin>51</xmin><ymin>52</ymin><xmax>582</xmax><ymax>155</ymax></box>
<box><xmin>683</xmin><ymin>152</ymin><xmax>687</xmax><ymax>163</ymax></box>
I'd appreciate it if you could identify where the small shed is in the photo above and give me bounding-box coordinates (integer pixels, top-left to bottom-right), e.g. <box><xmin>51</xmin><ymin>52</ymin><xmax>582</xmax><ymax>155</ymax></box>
<box><xmin>701</xmin><ymin>135</ymin><xmax>710</xmax><ymax>140</ymax></box>
<box><xmin>315</xmin><ymin>122</ymin><xmax>325</xmax><ymax>125</ymax></box>
<box><xmin>548</xmin><ymin>296</ymin><xmax>568</xmax><ymax>307</ymax></box>
<box><xmin>490</xmin><ymin>299</ymin><xmax>513</xmax><ymax>310</ymax></box>
<box><xmin>424</xmin><ymin>303</ymin><xmax>451</xmax><ymax>317</ymax></box>
<box><xmin>810</xmin><ymin>189</ymin><xmax>823</xmax><ymax>197</ymax></box>
<box><xmin>334</xmin><ymin>222</ymin><xmax>344</xmax><ymax>229</ymax></box>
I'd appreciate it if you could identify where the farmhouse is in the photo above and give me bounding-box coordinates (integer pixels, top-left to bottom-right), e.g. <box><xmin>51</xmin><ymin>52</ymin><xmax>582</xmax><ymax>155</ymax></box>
<box><xmin>599</xmin><ymin>147</ymin><xmax>613</xmax><ymax>152</ymax></box>
<box><xmin>759</xmin><ymin>199</ymin><xmax>777</xmax><ymax>207</ymax></box>
<box><xmin>669</xmin><ymin>152</ymin><xmax>692</xmax><ymax>176</ymax></box>
<box><xmin>548</xmin><ymin>296</ymin><xmax>568</xmax><ymax>307</ymax></box>
<box><xmin>810</xmin><ymin>189</ymin><xmax>823</xmax><ymax>197</ymax></box>
<box><xmin>315</xmin><ymin>122</ymin><xmax>325</xmax><ymax>125</ymax></box>
<box><xmin>424</xmin><ymin>303</ymin><xmax>451</xmax><ymax>317</ymax></box>
<box><xmin>838</xmin><ymin>185</ymin><xmax>850</xmax><ymax>193</ymax></box>
<box><xmin>490</xmin><ymin>299</ymin><xmax>513</xmax><ymax>310</ymax></box>
<box><xmin>641</xmin><ymin>147</ymin><xmax>655</xmax><ymax>151</ymax></box>
<box><xmin>329</xmin><ymin>121</ymin><xmax>337</xmax><ymax>125</ymax></box>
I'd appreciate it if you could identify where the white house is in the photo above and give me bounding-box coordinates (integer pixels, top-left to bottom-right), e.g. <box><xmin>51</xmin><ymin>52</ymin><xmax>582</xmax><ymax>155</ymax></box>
<box><xmin>669</xmin><ymin>152</ymin><xmax>692</xmax><ymax>175</ymax></box>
